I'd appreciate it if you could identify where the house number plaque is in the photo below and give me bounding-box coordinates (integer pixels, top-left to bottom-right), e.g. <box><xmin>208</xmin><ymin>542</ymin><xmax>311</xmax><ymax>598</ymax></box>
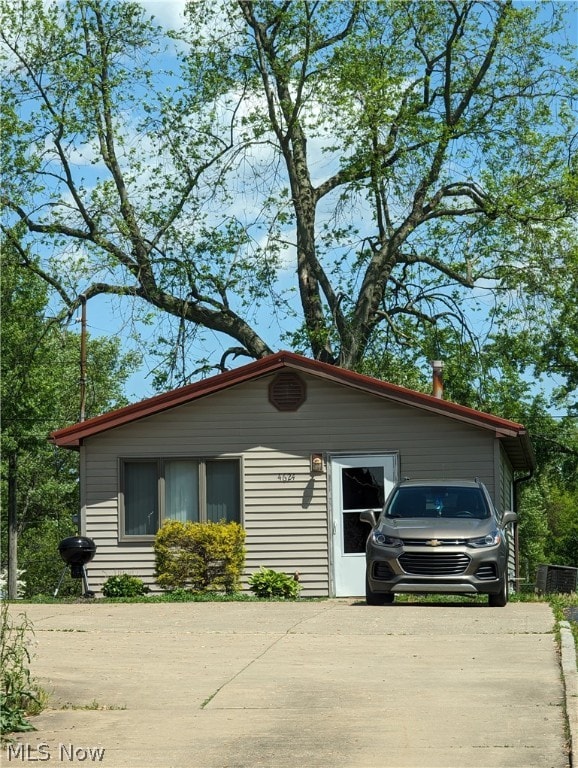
<box><xmin>278</xmin><ymin>473</ymin><xmax>295</xmax><ymax>482</ymax></box>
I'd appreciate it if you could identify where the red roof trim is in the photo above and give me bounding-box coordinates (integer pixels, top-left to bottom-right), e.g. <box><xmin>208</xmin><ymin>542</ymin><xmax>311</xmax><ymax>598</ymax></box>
<box><xmin>50</xmin><ymin>351</ymin><xmax>528</xmax><ymax>448</ymax></box>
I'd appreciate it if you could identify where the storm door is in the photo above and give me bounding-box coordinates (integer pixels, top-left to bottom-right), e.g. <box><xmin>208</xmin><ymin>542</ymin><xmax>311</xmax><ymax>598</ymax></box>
<box><xmin>331</xmin><ymin>455</ymin><xmax>397</xmax><ymax>596</ymax></box>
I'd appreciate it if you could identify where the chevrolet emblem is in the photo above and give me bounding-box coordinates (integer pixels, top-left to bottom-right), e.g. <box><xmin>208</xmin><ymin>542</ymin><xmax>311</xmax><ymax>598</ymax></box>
<box><xmin>426</xmin><ymin>539</ymin><xmax>442</xmax><ymax>547</ymax></box>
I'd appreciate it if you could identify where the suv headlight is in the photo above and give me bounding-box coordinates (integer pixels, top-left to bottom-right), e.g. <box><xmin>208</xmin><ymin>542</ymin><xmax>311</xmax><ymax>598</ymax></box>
<box><xmin>371</xmin><ymin>531</ymin><xmax>403</xmax><ymax>548</ymax></box>
<box><xmin>468</xmin><ymin>530</ymin><xmax>501</xmax><ymax>548</ymax></box>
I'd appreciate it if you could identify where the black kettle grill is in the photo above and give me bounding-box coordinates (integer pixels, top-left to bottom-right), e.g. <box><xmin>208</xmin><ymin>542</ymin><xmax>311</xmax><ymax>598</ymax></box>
<box><xmin>54</xmin><ymin>536</ymin><xmax>97</xmax><ymax>597</ymax></box>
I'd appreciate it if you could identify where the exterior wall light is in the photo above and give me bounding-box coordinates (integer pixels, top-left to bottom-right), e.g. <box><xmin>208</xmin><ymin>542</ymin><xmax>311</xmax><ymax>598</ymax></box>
<box><xmin>310</xmin><ymin>453</ymin><xmax>324</xmax><ymax>473</ymax></box>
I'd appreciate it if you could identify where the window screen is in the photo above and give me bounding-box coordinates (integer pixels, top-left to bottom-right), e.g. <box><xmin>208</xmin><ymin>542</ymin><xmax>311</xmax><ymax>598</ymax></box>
<box><xmin>124</xmin><ymin>461</ymin><xmax>158</xmax><ymax>536</ymax></box>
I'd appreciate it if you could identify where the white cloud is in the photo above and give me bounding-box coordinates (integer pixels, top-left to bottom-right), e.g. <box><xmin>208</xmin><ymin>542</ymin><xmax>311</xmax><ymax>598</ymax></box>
<box><xmin>136</xmin><ymin>0</ymin><xmax>189</xmax><ymax>31</ymax></box>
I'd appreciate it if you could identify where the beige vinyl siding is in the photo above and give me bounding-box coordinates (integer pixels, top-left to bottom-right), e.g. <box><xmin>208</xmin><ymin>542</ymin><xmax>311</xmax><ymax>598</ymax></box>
<box><xmin>82</xmin><ymin>372</ymin><xmax>500</xmax><ymax>596</ymax></box>
<box><xmin>498</xmin><ymin>445</ymin><xmax>515</xmax><ymax>513</ymax></box>
<box><xmin>242</xmin><ymin>451</ymin><xmax>328</xmax><ymax>592</ymax></box>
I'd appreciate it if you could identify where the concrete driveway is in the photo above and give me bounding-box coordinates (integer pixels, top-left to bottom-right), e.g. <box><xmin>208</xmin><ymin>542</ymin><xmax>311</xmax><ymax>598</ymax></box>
<box><xmin>6</xmin><ymin>600</ymin><xmax>569</xmax><ymax>768</ymax></box>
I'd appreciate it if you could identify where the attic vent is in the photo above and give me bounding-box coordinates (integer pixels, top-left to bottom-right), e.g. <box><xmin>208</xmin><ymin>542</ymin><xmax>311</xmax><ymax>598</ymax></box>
<box><xmin>269</xmin><ymin>372</ymin><xmax>306</xmax><ymax>412</ymax></box>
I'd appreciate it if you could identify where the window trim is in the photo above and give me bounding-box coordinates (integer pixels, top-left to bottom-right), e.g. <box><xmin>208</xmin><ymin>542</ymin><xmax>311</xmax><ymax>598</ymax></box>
<box><xmin>119</xmin><ymin>456</ymin><xmax>243</xmax><ymax>542</ymax></box>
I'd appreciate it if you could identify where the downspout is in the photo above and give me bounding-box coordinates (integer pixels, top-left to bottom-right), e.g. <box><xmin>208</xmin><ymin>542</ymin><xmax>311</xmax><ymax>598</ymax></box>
<box><xmin>513</xmin><ymin>469</ymin><xmax>534</xmax><ymax>587</ymax></box>
<box><xmin>79</xmin><ymin>294</ymin><xmax>87</xmax><ymax>423</ymax></box>
<box><xmin>78</xmin><ymin>294</ymin><xmax>87</xmax><ymax>536</ymax></box>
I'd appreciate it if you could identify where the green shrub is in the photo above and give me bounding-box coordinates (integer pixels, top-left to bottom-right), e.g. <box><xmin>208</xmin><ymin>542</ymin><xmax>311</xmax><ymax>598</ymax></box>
<box><xmin>1</xmin><ymin>602</ymin><xmax>45</xmax><ymax>735</ymax></box>
<box><xmin>154</xmin><ymin>520</ymin><xmax>246</xmax><ymax>593</ymax></box>
<box><xmin>102</xmin><ymin>574</ymin><xmax>149</xmax><ymax>598</ymax></box>
<box><xmin>248</xmin><ymin>567</ymin><xmax>302</xmax><ymax>599</ymax></box>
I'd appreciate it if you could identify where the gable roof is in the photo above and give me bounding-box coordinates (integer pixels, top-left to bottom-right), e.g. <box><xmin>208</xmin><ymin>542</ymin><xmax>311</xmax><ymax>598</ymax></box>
<box><xmin>50</xmin><ymin>350</ymin><xmax>535</xmax><ymax>471</ymax></box>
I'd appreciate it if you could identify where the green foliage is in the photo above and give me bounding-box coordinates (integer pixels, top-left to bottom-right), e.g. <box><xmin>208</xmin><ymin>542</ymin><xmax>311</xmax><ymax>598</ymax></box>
<box><xmin>0</xmin><ymin>603</ymin><xmax>44</xmax><ymax>735</ymax></box>
<box><xmin>101</xmin><ymin>574</ymin><xmax>149</xmax><ymax>598</ymax></box>
<box><xmin>542</xmin><ymin>482</ymin><xmax>578</xmax><ymax>568</ymax></box>
<box><xmin>248</xmin><ymin>567</ymin><xmax>302</xmax><ymax>600</ymax></box>
<box><xmin>548</xmin><ymin>593</ymin><xmax>578</xmax><ymax>656</ymax></box>
<box><xmin>517</xmin><ymin>484</ymin><xmax>550</xmax><ymax>584</ymax></box>
<box><xmin>18</xmin><ymin>518</ymin><xmax>80</xmax><ymax>599</ymax></box>
<box><xmin>516</xmin><ymin>415</ymin><xmax>578</xmax><ymax>582</ymax></box>
<box><xmin>154</xmin><ymin>520</ymin><xmax>246</xmax><ymax>593</ymax></box>
<box><xmin>0</xmin><ymin>243</ymin><xmax>138</xmax><ymax>596</ymax></box>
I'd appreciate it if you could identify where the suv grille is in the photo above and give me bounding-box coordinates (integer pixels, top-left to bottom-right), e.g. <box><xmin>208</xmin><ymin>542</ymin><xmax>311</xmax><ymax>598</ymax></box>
<box><xmin>399</xmin><ymin>552</ymin><xmax>470</xmax><ymax>575</ymax></box>
<box><xmin>401</xmin><ymin>538</ymin><xmax>468</xmax><ymax>546</ymax></box>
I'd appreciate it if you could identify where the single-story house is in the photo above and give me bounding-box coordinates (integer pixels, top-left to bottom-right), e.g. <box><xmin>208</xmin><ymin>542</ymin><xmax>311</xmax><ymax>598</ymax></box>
<box><xmin>50</xmin><ymin>351</ymin><xmax>535</xmax><ymax>597</ymax></box>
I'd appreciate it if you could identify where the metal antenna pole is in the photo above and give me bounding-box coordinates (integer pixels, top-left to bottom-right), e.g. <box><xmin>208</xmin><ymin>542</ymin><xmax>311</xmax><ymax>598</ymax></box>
<box><xmin>79</xmin><ymin>294</ymin><xmax>87</xmax><ymax>423</ymax></box>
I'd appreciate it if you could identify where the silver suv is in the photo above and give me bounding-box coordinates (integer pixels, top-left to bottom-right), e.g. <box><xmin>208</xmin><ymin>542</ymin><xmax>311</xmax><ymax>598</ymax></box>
<box><xmin>362</xmin><ymin>479</ymin><xmax>517</xmax><ymax>607</ymax></box>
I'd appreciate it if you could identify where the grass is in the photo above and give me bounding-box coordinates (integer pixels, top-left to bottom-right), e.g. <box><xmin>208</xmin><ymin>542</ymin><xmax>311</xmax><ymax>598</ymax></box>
<box><xmin>546</xmin><ymin>592</ymin><xmax>578</xmax><ymax>656</ymax></box>
<box><xmin>0</xmin><ymin>602</ymin><xmax>48</xmax><ymax>739</ymax></box>
<box><xmin>59</xmin><ymin>699</ymin><xmax>126</xmax><ymax>711</ymax></box>
<box><xmin>23</xmin><ymin>590</ymin><xmax>314</xmax><ymax>604</ymax></box>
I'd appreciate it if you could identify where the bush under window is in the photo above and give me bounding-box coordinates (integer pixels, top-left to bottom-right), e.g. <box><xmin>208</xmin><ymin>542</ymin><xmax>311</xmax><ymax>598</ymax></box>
<box><xmin>154</xmin><ymin>520</ymin><xmax>246</xmax><ymax>593</ymax></box>
<box><xmin>102</xmin><ymin>574</ymin><xmax>149</xmax><ymax>598</ymax></box>
<box><xmin>248</xmin><ymin>567</ymin><xmax>302</xmax><ymax>599</ymax></box>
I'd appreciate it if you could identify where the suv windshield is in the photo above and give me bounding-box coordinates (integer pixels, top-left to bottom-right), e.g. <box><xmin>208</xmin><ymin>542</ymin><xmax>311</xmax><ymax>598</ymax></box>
<box><xmin>385</xmin><ymin>486</ymin><xmax>490</xmax><ymax>520</ymax></box>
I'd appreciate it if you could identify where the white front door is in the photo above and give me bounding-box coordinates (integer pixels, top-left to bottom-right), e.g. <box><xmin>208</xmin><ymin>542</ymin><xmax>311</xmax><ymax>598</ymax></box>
<box><xmin>331</xmin><ymin>454</ymin><xmax>397</xmax><ymax>596</ymax></box>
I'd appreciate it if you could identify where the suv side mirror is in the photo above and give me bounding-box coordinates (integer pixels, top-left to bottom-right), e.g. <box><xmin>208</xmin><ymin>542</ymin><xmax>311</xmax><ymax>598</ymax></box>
<box><xmin>502</xmin><ymin>510</ymin><xmax>518</xmax><ymax>526</ymax></box>
<box><xmin>359</xmin><ymin>510</ymin><xmax>377</xmax><ymax>527</ymax></box>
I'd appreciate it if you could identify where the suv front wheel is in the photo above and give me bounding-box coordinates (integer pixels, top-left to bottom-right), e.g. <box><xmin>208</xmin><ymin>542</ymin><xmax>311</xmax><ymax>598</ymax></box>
<box><xmin>366</xmin><ymin>575</ymin><xmax>395</xmax><ymax>605</ymax></box>
<box><xmin>488</xmin><ymin>576</ymin><xmax>508</xmax><ymax>607</ymax></box>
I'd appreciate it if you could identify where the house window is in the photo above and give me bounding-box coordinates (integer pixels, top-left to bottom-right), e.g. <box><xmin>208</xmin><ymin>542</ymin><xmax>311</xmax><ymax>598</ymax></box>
<box><xmin>121</xmin><ymin>458</ymin><xmax>240</xmax><ymax>539</ymax></box>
